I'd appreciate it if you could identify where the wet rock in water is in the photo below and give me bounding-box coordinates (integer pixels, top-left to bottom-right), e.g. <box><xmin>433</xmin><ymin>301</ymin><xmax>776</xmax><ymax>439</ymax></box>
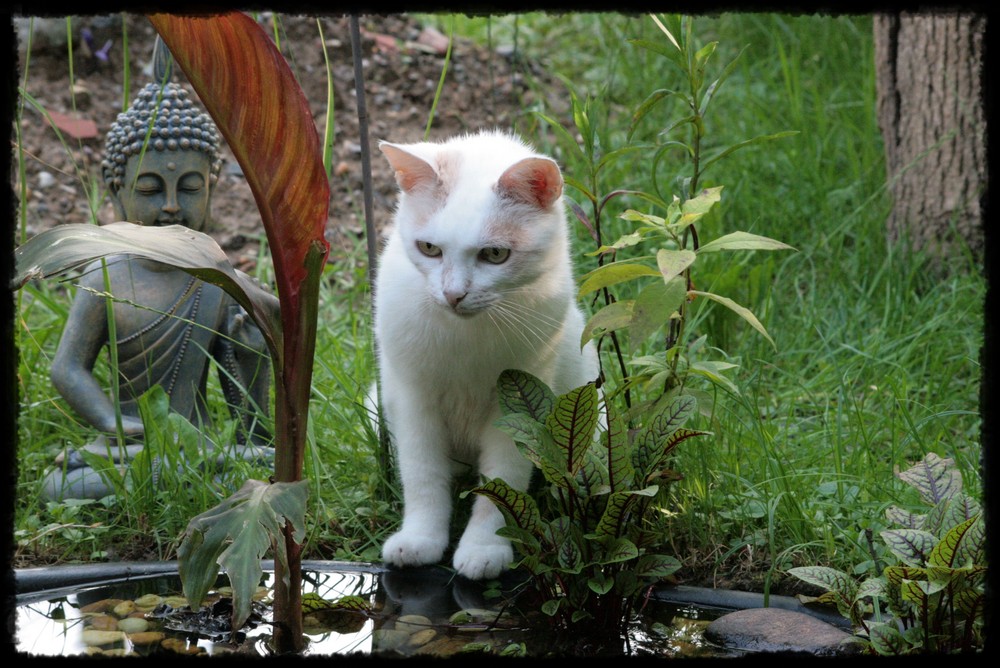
<box><xmin>116</xmin><ymin>617</ymin><xmax>149</xmax><ymax>634</ymax></box>
<box><xmin>112</xmin><ymin>600</ymin><xmax>136</xmax><ymax>617</ymax></box>
<box><xmin>80</xmin><ymin>629</ymin><xmax>127</xmax><ymax>646</ymax></box>
<box><xmin>87</xmin><ymin>614</ymin><xmax>119</xmax><ymax>631</ymax></box>
<box><xmin>372</xmin><ymin>628</ymin><xmax>410</xmax><ymax>651</ymax></box>
<box><xmin>705</xmin><ymin>608</ymin><xmax>864</xmax><ymax>656</ymax></box>
<box><xmin>127</xmin><ymin>631</ymin><xmax>166</xmax><ymax>646</ymax></box>
<box><xmin>394</xmin><ymin>614</ymin><xmax>433</xmax><ymax>634</ymax></box>
<box><xmin>407</xmin><ymin>628</ymin><xmax>438</xmax><ymax>647</ymax></box>
<box><xmin>80</xmin><ymin>598</ymin><xmax>125</xmax><ymax>614</ymax></box>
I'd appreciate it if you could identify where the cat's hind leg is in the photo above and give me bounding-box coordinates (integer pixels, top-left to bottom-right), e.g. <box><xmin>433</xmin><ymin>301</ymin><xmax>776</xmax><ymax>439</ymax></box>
<box><xmin>452</xmin><ymin>427</ymin><xmax>533</xmax><ymax>580</ymax></box>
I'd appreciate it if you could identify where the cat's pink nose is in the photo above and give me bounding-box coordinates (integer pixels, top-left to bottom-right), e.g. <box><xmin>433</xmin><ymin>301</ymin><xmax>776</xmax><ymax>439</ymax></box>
<box><xmin>446</xmin><ymin>291</ymin><xmax>468</xmax><ymax>307</ymax></box>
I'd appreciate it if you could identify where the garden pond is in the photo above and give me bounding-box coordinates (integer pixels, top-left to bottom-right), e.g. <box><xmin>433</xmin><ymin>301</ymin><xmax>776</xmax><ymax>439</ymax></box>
<box><xmin>15</xmin><ymin>560</ymin><xmax>759</xmax><ymax>658</ymax></box>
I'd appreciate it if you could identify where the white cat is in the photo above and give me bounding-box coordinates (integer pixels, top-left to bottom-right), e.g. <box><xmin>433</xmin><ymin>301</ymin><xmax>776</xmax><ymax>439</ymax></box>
<box><xmin>371</xmin><ymin>130</ymin><xmax>600</xmax><ymax>580</ymax></box>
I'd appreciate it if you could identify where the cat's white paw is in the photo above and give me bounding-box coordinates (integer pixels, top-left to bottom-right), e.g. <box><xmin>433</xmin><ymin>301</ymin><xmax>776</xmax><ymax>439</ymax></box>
<box><xmin>382</xmin><ymin>531</ymin><xmax>447</xmax><ymax>568</ymax></box>
<box><xmin>452</xmin><ymin>542</ymin><xmax>513</xmax><ymax>580</ymax></box>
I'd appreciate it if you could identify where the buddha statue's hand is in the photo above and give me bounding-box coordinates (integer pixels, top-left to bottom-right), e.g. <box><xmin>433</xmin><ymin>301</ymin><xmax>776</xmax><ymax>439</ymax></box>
<box><xmin>102</xmin><ymin>415</ymin><xmax>145</xmax><ymax>438</ymax></box>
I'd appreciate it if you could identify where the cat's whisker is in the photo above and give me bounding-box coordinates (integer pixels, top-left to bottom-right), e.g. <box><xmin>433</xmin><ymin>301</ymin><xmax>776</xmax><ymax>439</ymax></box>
<box><xmin>485</xmin><ymin>310</ymin><xmax>519</xmax><ymax>358</ymax></box>
<box><xmin>500</xmin><ymin>289</ymin><xmax>570</xmax><ymax>328</ymax></box>
<box><xmin>492</xmin><ymin>301</ymin><xmax>560</xmax><ymax>355</ymax></box>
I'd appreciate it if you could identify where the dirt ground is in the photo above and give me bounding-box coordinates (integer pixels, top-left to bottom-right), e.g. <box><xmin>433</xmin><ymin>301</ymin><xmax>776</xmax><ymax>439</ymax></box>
<box><xmin>14</xmin><ymin>13</ymin><xmax>553</xmax><ymax>269</ymax></box>
<box><xmin>13</xmin><ymin>12</ymin><xmax>817</xmax><ymax>598</ymax></box>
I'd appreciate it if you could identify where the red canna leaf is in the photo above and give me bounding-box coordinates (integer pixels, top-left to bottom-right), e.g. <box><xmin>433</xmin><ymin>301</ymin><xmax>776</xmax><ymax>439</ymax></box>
<box><xmin>146</xmin><ymin>12</ymin><xmax>330</xmax><ymax>333</ymax></box>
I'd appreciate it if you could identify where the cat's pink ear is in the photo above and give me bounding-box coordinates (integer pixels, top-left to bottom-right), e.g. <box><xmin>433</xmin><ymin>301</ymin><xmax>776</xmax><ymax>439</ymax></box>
<box><xmin>498</xmin><ymin>157</ymin><xmax>563</xmax><ymax>209</ymax></box>
<box><xmin>380</xmin><ymin>142</ymin><xmax>438</xmax><ymax>194</ymax></box>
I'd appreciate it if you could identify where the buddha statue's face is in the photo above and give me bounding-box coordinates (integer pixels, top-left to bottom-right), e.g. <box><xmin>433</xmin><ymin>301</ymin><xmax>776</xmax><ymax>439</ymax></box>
<box><xmin>114</xmin><ymin>149</ymin><xmax>213</xmax><ymax>232</ymax></box>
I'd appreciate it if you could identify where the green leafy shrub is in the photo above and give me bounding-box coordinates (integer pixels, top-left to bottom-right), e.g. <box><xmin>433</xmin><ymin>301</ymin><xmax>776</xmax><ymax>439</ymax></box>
<box><xmin>468</xmin><ymin>15</ymin><xmax>796</xmax><ymax>640</ymax></box>
<box><xmin>549</xmin><ymin>14</ymin><xmax>795</xmax><ymax>422</ymax></box>
<box><xmin>469</xmin><ymin>368</ymin><xmax>709</xmax><ymax>634</ymax></box>
<box><xmin>789</xmin><ymin>452</ymin><xmax>986</xmax><ymax>654</ymax></box>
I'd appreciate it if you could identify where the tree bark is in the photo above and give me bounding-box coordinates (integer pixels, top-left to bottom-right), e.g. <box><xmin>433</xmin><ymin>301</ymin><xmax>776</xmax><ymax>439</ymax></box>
<box><xmin>873</xmin><ymin>12</ymin><xmax>986</xmax><ymax>269</ymax></box>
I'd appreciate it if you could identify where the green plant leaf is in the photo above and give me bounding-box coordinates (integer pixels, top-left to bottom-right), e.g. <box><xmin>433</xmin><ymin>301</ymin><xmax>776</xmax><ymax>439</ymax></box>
<box><xmin>629</xmin><ymin>277</ymin><xmax>686</xmax><ymax>344</ymax></box>
<box><xmin>868</xmin><ymin>622</ymin><xmax>907</xmax><ymax>656</ymax></box>
<box><xmin>787</xmin><ymin>566</ymin><xmax>857</xmax><ymax>602</ymax></box>
<box><xmin>497</xmin><ymin>525</ymin><xmax>542</xmax><ymax>553</ymax></box>
<box><xmin>856</xmin><ymin>576</ymin><xmax>887</xmax><ymax>600</ymax></box>
<box><xmin>469</xmin><ymin>477</ymin><xmax>541</xmax><ymax>535</ymax></box>
<box><xmin>546</xmin><ymin>383</ymin><xmax>600</xmax><ymax>476</ymax></box>
<box><xmin>594</xmin><ymin>490</ymin><xmax>655</xmax><ymax>538</ymax></box>
<box><xmin>928</xmin><ymin>515</ymin><xmax>978</xmax><ymax>569</ymax></box>
<box><xmin>576</xmin><ymin>450</ymin><xmax>609</xmax><ymax>498</ymax></box>
<box><xmin>696</xmin><ymin>230</ymin><xmax>796</xmax><ymax>254</ymax></box>
<box><xmin>655</xmin><ymin>249</ymin><xmax>697</xmax><ymax>285</ymax></box>
<box><xmin>564</xmin><ymin>174</ymin><xmax>596</xmax><ymax>203</ymax></box>
<box><xmin>631</xmin><ymin>395</ymin><xmax>699</xmax><ymax>483</ymax></box>
<box><xmin>587</xmin><ymin>571</ymin><xmax>615</xmax><ymax>595</ymax></box>
<box><xmin>679</xmin><ymin>186</ymin><xmax>723</xmax><ymax>224</ymax></box>
<box><xmin>885</xmin><ymin>505</ymin><xmax>925</xmax><ymax>529</ymax></box>
<box><xmin>494</xmin><ymin>413</ymin><xmax>545</xmax><ymax>447</ymax></box>
<box><xmin>881</xmin><ymin>529</ymin><xmax>937</xmax><ymax>566</ymax></box>
<box><xmin>688</xmin><ymin>360</ymin><xmax>740</xmax><ymax>394</ymax></box>
<box><xmin>496</xmin><ymin>369</ymin><xmax>555</xmax><ymax>424</ymax></box>
<box><xmin>884</xmin><ymin>564</ymin><xmax>927</xmax><ymax>587</ymax></box>
<box><xmin>541</xmin><ymin>598</ymin><xmax>562</xmax><ymax>617</ymax></box>
<box><xmin>688</xmin><ymin>290</ymin><xmax>776</xmax><ymax>349</ymax></box>
<box><xmin>953</xmin><ymin>587</ymin><xmax>985</xmax><ymax>620</ymax></box>
<box><xmin>895</xmin><ymin>452</ymin><xmax>962</xmax><ymax>506</ymax></box>
<box><xmin>598</xmin><ymin>404</ymin><xmax>634</xmax><ymax>492</ymax></box>
<box><xmin>533</xmin><ymin>111</ymin><xmax>585</xmax><ymax>165</ymax></box>
<box><xmin>900</xmin><ymin>578</ymin><xmax>945</xmax><ymax>607</ymax></box>
<box><xmin>581</xmin><ymin>300</ymin><xmax>635</xmax><ymax>346</ymax></box>
<box><xmin>11</xmin><ymin>223</ymin><xmax>281</xmax><ymax>357</ymax></box>
<box><xmin>628</xmin><ymin>38</ymin><xmax>686</xmax><ymax>70</ymax></box>
<box><xmin>659</xmin><ymin>427</ymin><xmax>711</xmax><ymax>460</ymax></box>
<box><xmin>700</xmin><ymin>131</ymin><xmax>800</xmax><ymax>173</ymax></box>
<box><xmin>635</xmin><ymin>553</ymin><xmax>682</xmax><ymax>578</ymax></box>
<box><xmin>699</xmin><ymin>46</ymin><xmax>747</xmax><ymax>116</ymax></box>
<box><xmin>937</xmin><ymin>494</ymin><xmax>981</xmax><ymax>535</ymax></box>
<box><xmin>953</xmin><ymin>514</ymin><xmax>986</xmax><ymax>566</ymax></box>
<box><xmin>595</xmin><ymin>535</ymin><xmax>641</xmax><ymax>564</ymax></box>
<box><xmin>585</xmin><ymin>231</ymin><xmax>647</xmax><ymax>257</ymax></box>
<box><xmin>627</xmin><ymin>87</ymin><xmax>677</xmax><ymax>141</ymax></box>
<box><xmin>558</xmin><ymin>533</ymin><xmax>585</xmax><ymax>574</ymax></box>
<box><xmin>177</xmin><ymin>478</ymin><xmax>308</xmax><ymax>629</ymax></box>
<box><xmin>578</xmin><ymin>261</ymin><xmax>661</xmax><ymax>297</ymax></box>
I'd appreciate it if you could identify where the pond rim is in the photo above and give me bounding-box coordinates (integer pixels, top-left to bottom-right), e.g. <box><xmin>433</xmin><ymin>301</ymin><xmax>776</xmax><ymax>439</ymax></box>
<box><xmin>13</xmin><ymin>559</ymin><xmax>851</xmax><ymax>630</ymax></box>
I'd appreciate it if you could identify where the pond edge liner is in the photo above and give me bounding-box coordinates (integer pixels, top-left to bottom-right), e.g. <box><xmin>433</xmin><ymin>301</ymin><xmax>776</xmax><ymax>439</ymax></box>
<box><xmin>13</xmin><ymin>559</ymin><xmax>851</xmax><ymax>630</ymax></box>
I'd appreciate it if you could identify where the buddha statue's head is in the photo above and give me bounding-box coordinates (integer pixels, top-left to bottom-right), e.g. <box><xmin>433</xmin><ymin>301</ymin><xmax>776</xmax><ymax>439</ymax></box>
<box><xmin>102</xmin><ymin>82</ymin><xmax>223</xmax><ymax>232</ymax></box>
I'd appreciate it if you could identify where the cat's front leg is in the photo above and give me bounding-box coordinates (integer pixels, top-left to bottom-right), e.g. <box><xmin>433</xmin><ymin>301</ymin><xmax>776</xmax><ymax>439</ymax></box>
<box><xmin>382</xmin><ymin>404</ymin><xmax>453</xmax><ymax>569</ymax></box>
<box><xmin>452</xmin><ymin>426</ymin><xmax>533</xmax><ymax>580</ymax></box>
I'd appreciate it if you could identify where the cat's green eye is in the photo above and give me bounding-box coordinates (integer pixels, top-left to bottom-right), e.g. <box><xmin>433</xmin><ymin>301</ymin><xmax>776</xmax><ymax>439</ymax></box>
<box><xmin>479</xmin><ymin>247</ymin><xmax>511</xmax><ymax>264</ymax></box>
<box><xmin>416</xmin><ymin>241</ymin><xmax>442</xmax><ymax>257</ymax></box>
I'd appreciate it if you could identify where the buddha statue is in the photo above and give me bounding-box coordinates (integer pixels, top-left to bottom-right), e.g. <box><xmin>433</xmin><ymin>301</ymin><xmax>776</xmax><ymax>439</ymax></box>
<box><xmin>41</xmin><ymin>58</ymin><xmax>275</xmax><ymax>501</ymax></box>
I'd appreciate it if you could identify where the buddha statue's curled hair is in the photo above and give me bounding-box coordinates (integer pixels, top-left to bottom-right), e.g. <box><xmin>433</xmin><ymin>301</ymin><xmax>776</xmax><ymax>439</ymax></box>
<box><xmin>102</xmin><ymin>82</ymin><xmax>223</xmax><ymax>192</ymax></box>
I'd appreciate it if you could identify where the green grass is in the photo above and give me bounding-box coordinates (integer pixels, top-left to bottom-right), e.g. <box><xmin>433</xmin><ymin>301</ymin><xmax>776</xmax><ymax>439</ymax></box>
<box><xmin>13</xmin><ymin>12</ymin><xmax>983</xmax><ymax>594</ymax></box>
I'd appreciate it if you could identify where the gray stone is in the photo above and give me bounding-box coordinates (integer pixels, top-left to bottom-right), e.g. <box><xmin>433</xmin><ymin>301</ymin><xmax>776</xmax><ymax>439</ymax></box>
<box><xmin>705</xmin><ymin>607</ymin><xmax>865</xmax><ymax>656</ymax></box>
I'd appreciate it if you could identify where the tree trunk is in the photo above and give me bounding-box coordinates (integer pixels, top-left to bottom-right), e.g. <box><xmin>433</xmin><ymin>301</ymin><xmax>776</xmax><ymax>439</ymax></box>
<box><xmin>873</xmin><ymin>12</ymin><xmax>986</xmax><ymax>269</ymax></box>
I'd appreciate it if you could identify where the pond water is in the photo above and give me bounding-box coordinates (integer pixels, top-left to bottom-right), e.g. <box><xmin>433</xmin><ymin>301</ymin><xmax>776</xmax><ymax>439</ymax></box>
<box><xmin>14</xmin><ymin>563</ymin><xmax>744</xmax><ymax>658</ymax></box>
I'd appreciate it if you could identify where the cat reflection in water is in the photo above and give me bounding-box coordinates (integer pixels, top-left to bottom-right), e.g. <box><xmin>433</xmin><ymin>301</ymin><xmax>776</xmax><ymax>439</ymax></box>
<box><xmin>373</xmin><ymin>130</ymin><xmax>599</xmax><ymax>580</ymax></box>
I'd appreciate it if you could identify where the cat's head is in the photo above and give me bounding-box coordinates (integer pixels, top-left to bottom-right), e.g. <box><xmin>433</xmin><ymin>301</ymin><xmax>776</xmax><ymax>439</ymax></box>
<box><xmin>380</xmin><ymin>131</ymin><xmax>570</xmax><ymax>317</ymax></box>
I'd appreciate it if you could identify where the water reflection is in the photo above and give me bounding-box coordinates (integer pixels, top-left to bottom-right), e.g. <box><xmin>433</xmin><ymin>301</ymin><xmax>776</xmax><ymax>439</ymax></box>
<box><xmin>15</xmin><ymin>564</ymin><xmax>738</xmax><ymax>658</ymax></box>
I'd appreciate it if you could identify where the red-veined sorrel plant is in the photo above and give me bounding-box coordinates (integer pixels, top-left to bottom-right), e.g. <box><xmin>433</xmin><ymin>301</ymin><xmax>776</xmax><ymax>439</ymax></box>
<box><xmin>12</xmin><ymin>12</ymin><xmax>330</xmax><ymax>652</ymax></box>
